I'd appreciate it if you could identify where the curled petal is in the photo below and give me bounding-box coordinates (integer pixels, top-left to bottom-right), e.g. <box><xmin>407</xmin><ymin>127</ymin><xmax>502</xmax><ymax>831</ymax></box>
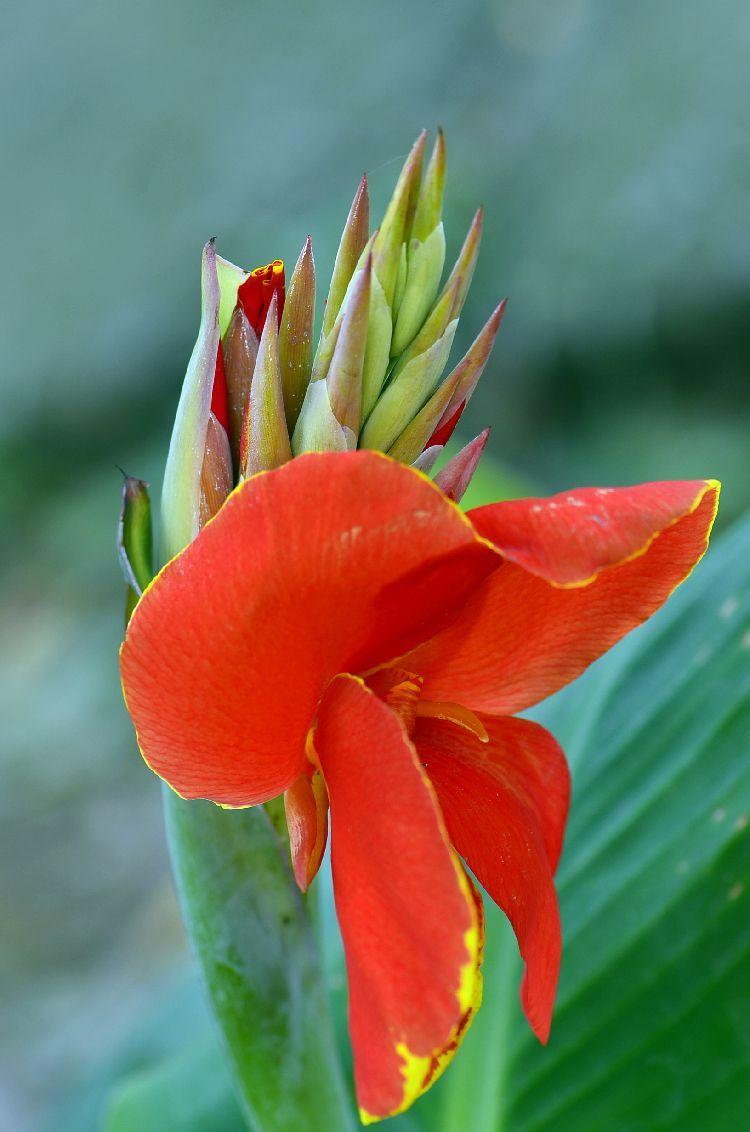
<box><xmin>315</xmin><ymin>675</ymin><xmax>483</xmax><ymax>1122</ymax></box>
<box><xmin>408</xmin><ymin>480</ymin><xmax>720</xmax><ymax>714</ymax></box>
<box><xmin>417</xmin><ymin>714</ymin><xmax>570</xmax><ymax>1042</ymax></box>
<box><xmin>120</xmin><ymin>452</ymin><xmax>499</xmax><ymax>806</ymax></box>
<box><xmin>284</xmin><ymin>768</ymin><xmax>329</xmax><ymax>892</ymax></box>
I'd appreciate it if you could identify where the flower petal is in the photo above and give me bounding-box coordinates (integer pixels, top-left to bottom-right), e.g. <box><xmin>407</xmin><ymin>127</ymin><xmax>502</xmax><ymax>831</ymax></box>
<box><xmin>417</xmin><ymin>713</ymin><xmax>570</xmax><ymax>1042</ymax></box>
<box><xmin>468</xmin><ymin>480</ymin><xmax>720</xmax><ymax>587</ymax></box>
<box><xmin>284</xmin><ymin>768</ymin><xmax>328</xmax><ymax>892</ymax></box>
<box><xmin>315</xmin><ymin>674</ymin><xmax>483</xmax><ymax>1122</ymax></box>
<box><xmin>409</xmin><ymin>480</ymin><xmax>719</xmax><ymax>714</ymax></box>
<box><xmin>120</xmin><ymin>451</ymin><xmax>499</xmax><ymax>806</ymax></box>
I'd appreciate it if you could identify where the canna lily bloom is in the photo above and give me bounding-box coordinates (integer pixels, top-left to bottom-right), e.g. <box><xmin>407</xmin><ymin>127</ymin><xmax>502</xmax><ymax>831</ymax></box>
<box><xmin>120</xmin><ymin>456</ymin><xmax>718</xmax><ymax>1121</ymax></box>
<box><xmin>118</xmin><ymin>132</ymin><xmax>720</xmax><ymax>1123</ymax></box>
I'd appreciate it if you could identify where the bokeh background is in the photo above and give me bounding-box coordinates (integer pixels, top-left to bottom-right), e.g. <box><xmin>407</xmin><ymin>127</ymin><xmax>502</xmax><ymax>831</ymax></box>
<box><xmin>2</xmin><ymin>1</ymin><xmax>749</xmax><ymax>1128</ymax></box>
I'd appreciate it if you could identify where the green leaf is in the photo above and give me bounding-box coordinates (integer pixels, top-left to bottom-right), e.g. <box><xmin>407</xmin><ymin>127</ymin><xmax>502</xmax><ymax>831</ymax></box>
<box><xmin>163</xmin><ymin>792</ymin><xmax>355</xmax><ymax>1132</ymax></box>
<box><xmin>431</xmin><ymin>511</ymin><xmax>750</xmax><ymax>1131</ymax></box>
<box><xmin>102</xmin><ymin>1038</ymin><xmax>246</xmax><ymax>1132</ymax></box>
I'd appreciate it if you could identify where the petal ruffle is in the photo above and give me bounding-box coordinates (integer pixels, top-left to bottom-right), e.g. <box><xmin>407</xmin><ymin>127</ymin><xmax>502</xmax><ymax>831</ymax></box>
<box><xmin>408</xmin><ymin>480</ymin><xmax>719</xmax><ymax>714</ymax></box>
<box><xmin>417</xmin><ymin>713</ymin><xmax>570</xmax><ymax>1042</ymax></box>
<box><xmin>468</xmin><ymin>480</ymin><xmax>719</xmax><ymax>586</ymax></box>
<box><xmin>315</xmin><ymin>674</ymin><xmax>483</xmax><ymax>1122</ymax></box>
<box><xmin>120</xmin><ymin>451</ymin><xmax>498</xmax><ymax>806</ymax></box>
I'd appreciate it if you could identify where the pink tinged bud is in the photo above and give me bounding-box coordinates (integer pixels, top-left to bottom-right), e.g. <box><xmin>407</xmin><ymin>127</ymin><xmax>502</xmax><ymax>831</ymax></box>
<box><xmin>322</xmin><ymin>176</ymin><xmax>370</xmax><ymax>338</ymax></box>
<box><xmin>279</xmin><ymin>237</ymin><xmax>316</xmax><ymax>431</ymax></box>
<box><xmin>412</xmin><ymin>445</ymin><xmax>443</xmax><ymax>474</ymax></box>
<box><xmin>385</xmin><ymin>355</ymin><xmax>464</xmax><ymax>465</ymax></box>
<box><xmin>326</xmin><ymin>254</ymin><xmax>372</xmax><ymax>437</ymax></box>
<box><xmin>429</xmin><ymin>300</ymin><xmax>507</xmax><ymax>447</ymax></box>
<box><xmin>241</xmin><ymin>293</ymin><xmax>293</xmax><ymax>477</ymax></box>
<box><xmin>199</xmin><ymin>412</ymin><xmax>233</xmax><ymax>527</ymax></box>
<box><xmin>441</xmin><ymin>207</ymin><xmax>483</xmax><ymax>321</ymax></box>
<box><xmin>223</xmin><ymin>305</ymin><xmax>260</xmax><ymax>473</ymax></box>
<box><xmin>434</xmin><ymin>429</ymin><xmax>491</xmax><ymax>503</ymax></box>
<box><xmin>161</xmin><ymin>240</ymin><xmax>221</xmax><ymax>558</ymax></box>
<box><xmin>371</xmin><ymin>131</ymin><xmax>426</xmax><ymax>307</ymax></box>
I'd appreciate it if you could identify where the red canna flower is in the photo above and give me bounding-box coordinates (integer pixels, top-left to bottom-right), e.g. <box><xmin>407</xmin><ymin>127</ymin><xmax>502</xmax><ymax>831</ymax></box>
<box><xmin>120</xmin><ymin>451</ymin><xmax>718</xmax><ymax>1122</ymax></box>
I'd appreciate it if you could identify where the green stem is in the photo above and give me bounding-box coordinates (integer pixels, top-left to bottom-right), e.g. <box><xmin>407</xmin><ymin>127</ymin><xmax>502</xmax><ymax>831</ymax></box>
<box><xmin>163</xmin><ymin>788</ymin><xmax>355</xmax><ymax>1132</ymax></box>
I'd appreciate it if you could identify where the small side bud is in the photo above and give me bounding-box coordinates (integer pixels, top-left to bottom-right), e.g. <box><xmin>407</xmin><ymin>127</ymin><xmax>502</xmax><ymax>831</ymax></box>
<box><xmin>118</xmin><ymin>476</ymin><xmax>153</xmax><ymax>625</ymax></box>
<box><xmin>434</xmin><ymin>429</ymin><xmax>491</xmax><ymax>502</ymax></box>
<box><xmin>322</xmin><ymin>176</ymin><xmax>370</xmax><ymax>337</ymax></box>
<box><xmin>241</xmin><ymin>293</ymin><xmax>293</xmax><ymax>477</ymax></box>
<box><xmin>223</xmin><ymin>306</ymin><xmax>260</xmax><ymax>472</ymax></box>
<box><xmin>200</xmin><ymin>412</ymin><xmax>233</xmax><ymax>527</ymax></box>
<box><xmin>279</xmin><ymin>237</ymin><xmax>316</xmax><ymax>431</ymax></box>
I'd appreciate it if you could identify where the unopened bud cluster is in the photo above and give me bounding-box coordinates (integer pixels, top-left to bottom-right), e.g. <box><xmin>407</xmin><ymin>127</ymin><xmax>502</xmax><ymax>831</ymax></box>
<box><xmin>136</xmin><ymin>131</ymin><xmax>505</xmax><ymax>563</ymax></box>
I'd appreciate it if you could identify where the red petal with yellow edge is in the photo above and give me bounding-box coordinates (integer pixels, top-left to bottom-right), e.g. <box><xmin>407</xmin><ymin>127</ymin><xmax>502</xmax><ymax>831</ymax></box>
<box><xmin>468</xmin><ymin>480</ymin><xmax>719</xmax><ymax>587</ymax></box>
<box><xmin>408</xmin><ymin>480</ymin><xmax>719</xmax><ymax>715</ymax></box>
<box><xmin>417</xmin><ymin>713</ymin><xmax>569</xmax><ymax>1042</ymax></box>
<box><xmin>284</xmin><ymin>769</ymin><xmax>328</xmax><ymax>892</ymax></box>
<box><xmin>120</xmin><ymin>451</ymin><xmax>499</xmax><ymax>806</ymax></box>
<box><xmin>315</xmin><ymin>674</ymin><xmax>483</xmax><ymax>1122</ymax></box>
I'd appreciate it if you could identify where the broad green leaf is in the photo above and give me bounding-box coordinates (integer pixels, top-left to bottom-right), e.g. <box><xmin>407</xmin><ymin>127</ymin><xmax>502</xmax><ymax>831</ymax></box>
<box><xmin>431</xmin><ymin>511</ymin><xmax>750</xmax><ymax>1131</ymax></box>
<box><xmin>164</xmin><ymin>793</ymin><xmax>355</xmax><ymax>1132</ymax></box>
<box><xmin>102</xmin><ymin>1038</ymin><xmax>245</xmax><ymax>1132</ymax></box>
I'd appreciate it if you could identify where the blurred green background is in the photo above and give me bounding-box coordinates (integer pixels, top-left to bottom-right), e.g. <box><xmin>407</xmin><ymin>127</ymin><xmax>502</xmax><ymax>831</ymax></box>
<box><xmin>2</xmin><ymin>1</ymin><xmax>749</xmax><ymax>1129</ymax></box>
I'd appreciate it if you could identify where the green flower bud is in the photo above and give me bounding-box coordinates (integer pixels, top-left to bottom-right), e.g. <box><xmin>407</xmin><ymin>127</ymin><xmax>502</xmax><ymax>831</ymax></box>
<box><xmin>241</xmin><ymin>293</ymin><xmax>293</xmax><ymax>477</ymax></box>
<box><xmin>161</xmin><ymin>240</ymin><xmax>221</xmax><ymax>559</ymax></box>
<box><xmin>390</xmin><ymin>221</ymin><xmax>446</xmax><ymax>357</ymax></box>
<box><xmin>322</xmin><ymin>176</ymin><xmax>370</xmax><ymax>338</ymax></box>
<box><xmin>291</xmin><ymin>378</ymin><xmax>351</xmax><ymax>454</ymax></box>
<box><xmin>279</xmin><ymin>237</ymin><xmax>316</xmax><ymax>431</ymax></box>
<box><xmin>118</xmin><ymin>476</ymin><xmax>153</xmax><ymax>624</ymax></box>
<box><xmin>360</xmin><ymin>317</ymin><xmax>458</xmax><ymax>453</ymax></box>
<box><xmin>371</xmin><ymin>132</ymin><xmax>425</xmax><ymax>307</ymax></box>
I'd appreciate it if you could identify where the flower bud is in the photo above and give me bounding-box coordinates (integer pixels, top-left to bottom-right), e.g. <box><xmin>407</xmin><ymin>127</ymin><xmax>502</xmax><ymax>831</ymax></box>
<box><xmin>371</xmin><ymin>131</ymin><xmax>426</xmax><ymax>307</ymax></box>
<box><xmin>279</xmin><ymin>237</ymin><xmax>316</xmax><ymax>431</ymax></box>
<box><xmin>241</xmin><ymin>293</ymin><xmax>293</xmax><ymax>477</ymax></box>
<box><xmin>322</xmin><ymin>176</ymin><xmax>370</xmax><ymax>338</ymax></box>
<box><xmin>118</xmin><ymin>476</ymin><xmax>153</xmax><ymax>623</ymax></box>
<box><xmin>360</xmin><ymin>317</ymin><xmax>458</xmax><ymax>453</ymax></box>
<box><xmin>429</xmin><ymin>300</ymin><xmax>506</xmax><ymax>448</ymax></box>
<box><xmin>434</xmin><ymin>429</ymin><xmax>491</xmax><ymax>502</ymax></box>
<box><xmin>385</xmin><ymin>360</ymin><xmax>463</xmax><ymax>466</ymax></box>
<box><xmin>223</xmin><ymin>305</ymin><xmax>259</xmax><ymax>472</ymax></box>
<box><xmin>391</xmin><ymin>130</ymin><xmax>447</xmax><ymax>355</ymax></box>
<box><xmin>326</xmin><ymin>254</ymin><xmax>372</xmax><ymax>438</ymax></box>
<box><xmin>161</xmin><ymin>240</ymin><xmax>221</xmax><ymax>559</ymax></box>
<box><xmin>200</xmin><ymin>412</ymin><xmax>233</xmax><ymax>526</ymax></box>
